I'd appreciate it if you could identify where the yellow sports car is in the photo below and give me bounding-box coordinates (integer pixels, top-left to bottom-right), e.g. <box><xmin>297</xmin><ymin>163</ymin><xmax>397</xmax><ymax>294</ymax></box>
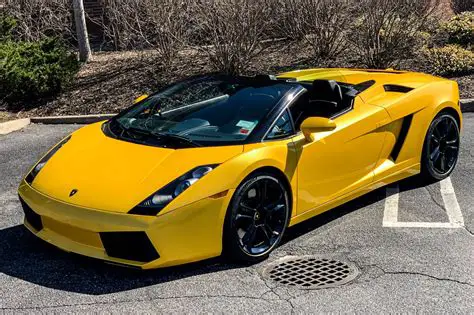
<box><xmin>18</xmin><ymin>69</ymin><xmax>462</xmax><ymax>269</ymax></box>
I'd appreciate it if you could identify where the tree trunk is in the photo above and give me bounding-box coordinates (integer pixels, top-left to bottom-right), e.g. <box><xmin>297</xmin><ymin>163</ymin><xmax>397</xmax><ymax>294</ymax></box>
<box><xmin>72</xmin><ymin>0</ymin><xmax>92</xmax><ymax>62</ymax></box>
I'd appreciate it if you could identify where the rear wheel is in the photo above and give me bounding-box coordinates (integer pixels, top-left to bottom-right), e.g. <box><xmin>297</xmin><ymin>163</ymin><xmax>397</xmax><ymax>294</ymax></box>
<box><xmin>224</xmin><ymin>173</ymin><xmax>290</xmax><ymax>263</ymax></box>
<box><xmin>421</xmin><ymin>112</ymin><xmax>460</xmax><ymax>181</ymax></box>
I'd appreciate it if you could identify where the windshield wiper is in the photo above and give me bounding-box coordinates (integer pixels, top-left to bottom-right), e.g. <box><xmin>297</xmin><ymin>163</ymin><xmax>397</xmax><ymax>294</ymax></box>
<box><xmin>117</xmin><ymin>123</ymin><xmax>151</xmax><ymax>138</ymax></box>
<box><xmin>150</xmin><ymin>131</ymin><xmax>202</xmax><ymax>147</ymax></box>
<box><xmin>112</xmin><ymin>120</ymin><xmax>201</xmax><ymax>147</ymax></box>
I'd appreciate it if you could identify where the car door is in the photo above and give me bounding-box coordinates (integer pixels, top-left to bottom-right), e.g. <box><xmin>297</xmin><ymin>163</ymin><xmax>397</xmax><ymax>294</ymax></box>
<box><xmin>291</xmin><ymin>95</ymin><xmax>390</xmax><ymax>215</ymax></box>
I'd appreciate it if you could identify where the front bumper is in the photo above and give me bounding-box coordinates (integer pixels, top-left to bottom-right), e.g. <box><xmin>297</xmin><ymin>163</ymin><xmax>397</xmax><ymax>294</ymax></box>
<box><xmin>18</xmin><ymin>181</ymin><xmax>234</xmax><ymax>269</ymax></box>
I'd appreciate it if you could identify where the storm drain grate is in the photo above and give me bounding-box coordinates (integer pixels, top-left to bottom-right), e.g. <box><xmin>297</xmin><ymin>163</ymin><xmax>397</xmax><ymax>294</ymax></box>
<box><xmin>262</xmin><ymin>256</ymin><xmax>360</xmax><ymax>289</ymax></box>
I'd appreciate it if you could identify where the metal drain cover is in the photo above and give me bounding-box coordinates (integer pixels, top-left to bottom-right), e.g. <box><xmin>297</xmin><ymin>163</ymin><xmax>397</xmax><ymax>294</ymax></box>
<box><xmin>262</xmin><ymin>256</ymin><xmax>360</xmax><ymax>289</ymax></box>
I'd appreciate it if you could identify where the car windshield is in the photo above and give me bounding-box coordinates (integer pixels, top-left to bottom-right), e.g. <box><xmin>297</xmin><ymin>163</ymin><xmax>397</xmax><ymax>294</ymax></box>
<box><xmin>108</xmin><ymin>75</ymin><xmax>295</xmax><ymax>147</ymax></box>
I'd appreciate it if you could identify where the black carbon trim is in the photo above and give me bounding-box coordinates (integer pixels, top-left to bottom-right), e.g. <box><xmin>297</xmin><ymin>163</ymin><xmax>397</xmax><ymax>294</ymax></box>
<box><xmin>100</xmin><ymin>232</ymin><xmax>160</xmax><ymax>263</ymax></box>
<box><xmin>19</xmin><ymin>196</ymin><xmax>43</xmax><ymax>231</ymax></box>
<box><xmin>390</xmin><ymin>115</ymin><xmax>413</xmax><ymax>161</ymax></box>
<box><xmin>384</xmin><ymin>85</ymin><xmax>413</xmax><ymax>93</ymax></box>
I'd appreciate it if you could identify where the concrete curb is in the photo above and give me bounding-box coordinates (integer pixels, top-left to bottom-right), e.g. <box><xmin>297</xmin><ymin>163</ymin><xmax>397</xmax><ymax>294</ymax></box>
<box><xmin>461</xmin><ymin>99</ymin><xmax>474</xmax><ymax>113</ymax></box>
<box><xmin>0</xmin><ymin>118</ymin><xmax>30</xmax><ymax>135</ymax></box>
<box><xmin>28</xmin><ymin>99</ymin><xmax>474</xmax><ymax>125</ymax></box>
<box><xmin>1</xmin><ymin>99</ymin><xmax>473</xmax><ymax>135</ymax></box>
<box><xmin>30</xmin><ymin>114</ymin><xmax>116</xmax><ymax>125</ymax></box>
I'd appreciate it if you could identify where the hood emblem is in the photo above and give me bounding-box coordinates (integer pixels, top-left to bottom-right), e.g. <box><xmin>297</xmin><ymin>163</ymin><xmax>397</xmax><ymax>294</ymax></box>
<box><xmin>69</xmin><ymin>189</ymin><xmax>78</xmax><ymax>197</ymax></box>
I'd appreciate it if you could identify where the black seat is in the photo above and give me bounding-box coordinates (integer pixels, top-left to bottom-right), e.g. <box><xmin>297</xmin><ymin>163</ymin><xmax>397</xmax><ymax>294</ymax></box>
<box><xmin>310</xmin><ymin>80</ymin><xmax>343</xmax><ymax>104</ymax></box>
<box><xmin>307</xmin><ymin>80</ymin><xmax>343</xmax><ymax>118</ymax></box>
<box><xmin>291</xmin><ymin>80</ymin><xmax>352</xmax><ymax>129</ymax></box>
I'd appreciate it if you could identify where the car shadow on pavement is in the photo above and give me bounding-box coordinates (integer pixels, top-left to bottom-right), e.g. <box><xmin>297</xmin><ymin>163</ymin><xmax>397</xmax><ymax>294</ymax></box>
<box><xmin>0</xmin><ymin>176</ymin><xmax>429</xmax><ymax>295</ymax></box>
<box><xmin>281</xmin><ymin>175</ymin><xmax>430</xmax><ymax>244</ymax></box>
<box><xmin>0</xmin><ymin>224</ymin><xmax>246</xmax><ymax>295</ymax></box>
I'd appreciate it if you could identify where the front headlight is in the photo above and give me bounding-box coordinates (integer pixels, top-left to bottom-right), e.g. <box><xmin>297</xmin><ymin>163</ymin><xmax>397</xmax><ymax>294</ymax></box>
<box><xmin>128</xmin><ymin>164</ymin><xmax>218</xmax><ymax>216</ymax></box>
<box><xmin>25</xmin><ymin>135</ymin><xmax>71</xmax><ymax>185</ymax></box>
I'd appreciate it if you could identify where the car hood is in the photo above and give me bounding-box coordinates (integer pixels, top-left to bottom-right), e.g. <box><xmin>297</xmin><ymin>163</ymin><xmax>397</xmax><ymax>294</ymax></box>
<box><xmin>32</xmin><ymin>122</ymin><xmax>243</xmax><ymax>213</ymax></box>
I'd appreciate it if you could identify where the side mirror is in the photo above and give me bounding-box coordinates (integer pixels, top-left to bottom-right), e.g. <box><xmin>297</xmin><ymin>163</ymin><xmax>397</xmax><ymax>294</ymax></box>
<box><xmin>301</xmin><ymin>117</ymin><xmax>336</xmax><ymax>142</ymax></box>
<box><xmin>134</xmin><ymin>94</ymin><xmax>149</xmax><ymax>104</ymax></box>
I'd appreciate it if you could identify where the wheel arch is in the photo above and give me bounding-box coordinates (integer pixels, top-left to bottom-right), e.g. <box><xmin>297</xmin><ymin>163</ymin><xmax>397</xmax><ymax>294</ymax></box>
<box><xmin>221</xmin><ymin>165</ymin><xmax>294</xmax><ymax>260</ymax></box>
<box><xmin>420</xmin><ymin>105</ymin><xmax>461</xmax><ymax>180</ymax></box>
<box><xmin>435</xmin><ymin>105</ymin><xmax>462</xmax><ymax>130</ymax></box>
<box><xmin>396</xmin><ymin>98</ymin><xmax>462</xmax><ymax>165</ymax></box>
<box><xmin>244</xmin><ymin>166</ymin><xmax>294</xmax><ymax>218</ymax></box>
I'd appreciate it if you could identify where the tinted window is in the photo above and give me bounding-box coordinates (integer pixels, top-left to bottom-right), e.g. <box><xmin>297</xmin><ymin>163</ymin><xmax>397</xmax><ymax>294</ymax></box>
<box><xmin>289</xmin><ymin>92</ymin><xmax>310</xmax><ymax>131</ymax></box>
<box><xmin>266</xmin><ymin>109</ymin><xmax>294</xmax><ymax>140</ymax></box>
<box><xmin>108</xmin><ymin>75</ymin><xmax>295</xmax><ymax>147</ymax></box>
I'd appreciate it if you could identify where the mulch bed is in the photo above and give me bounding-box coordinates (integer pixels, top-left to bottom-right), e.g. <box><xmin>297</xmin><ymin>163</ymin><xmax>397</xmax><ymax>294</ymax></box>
<box><xmin>1</xmin><ymin>44</ymin><xmax>473</xmax><ymax>118</ymax></box>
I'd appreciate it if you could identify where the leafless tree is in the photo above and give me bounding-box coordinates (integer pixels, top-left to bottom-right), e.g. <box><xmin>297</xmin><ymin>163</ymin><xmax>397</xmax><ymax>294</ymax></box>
<box><xmin>3</xmin><ymin>0</ymin><xmax>74</xmax><ymax>42</ymax></box>
<box><xmin>279</xmin><ymin>0</ymin><xmax>354</xmax><ymax>60</ymax></box>
<box><xmin>72</xmin><ymin>0</ymin><xmax>91</xmax><ymax>62</ymax></box>
<box><xmin>191</xmin><ymin>0</ymin><xmax>277</xmax><ymax>75</ymax></box>
<box><xmin>101</xmin><ymin>0</ymin><xmax>191</xmax><ymax>66</ymax></box>
<box><xmin>349</xmin><ymin>0</ymin><xmax>440</xmax><ymax>68</ymax></box>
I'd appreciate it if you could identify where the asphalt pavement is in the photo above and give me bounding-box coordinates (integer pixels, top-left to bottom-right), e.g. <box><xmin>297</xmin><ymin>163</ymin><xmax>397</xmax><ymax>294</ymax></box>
<box><xmin>0</xmin><ymin>115</ymin><xmax>473</xmax><ymax>313</ymax></box>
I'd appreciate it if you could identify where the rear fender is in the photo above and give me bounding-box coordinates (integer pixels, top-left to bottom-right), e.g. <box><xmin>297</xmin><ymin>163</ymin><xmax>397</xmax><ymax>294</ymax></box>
<box><xmin>393</xmin><ymin>81</ymin><xmax>461</xmax><ymax>164</ymax></box>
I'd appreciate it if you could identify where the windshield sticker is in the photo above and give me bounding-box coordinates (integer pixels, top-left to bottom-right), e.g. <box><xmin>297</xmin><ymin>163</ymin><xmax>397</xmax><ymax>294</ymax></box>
<box><xmin>236</xmin><ymin>120</ymin><xmax>257</xmax><ymax>130</ymax></box>
<box><xmin>239</xmin><ymin>128</ymin><xmax>250</xmax><ymax>134</ymax></box>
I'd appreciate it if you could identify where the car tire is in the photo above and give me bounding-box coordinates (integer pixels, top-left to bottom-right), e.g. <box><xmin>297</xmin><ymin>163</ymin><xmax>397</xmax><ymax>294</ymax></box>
<box><xmin>223</xmin><ymin>172</ymin><xmax>290</xmax><ymax>263</ymax></box>
<box><xmin>421</xmin><ymin>111</ymin><xmax>460</xmax><ymax>182</ymax></box>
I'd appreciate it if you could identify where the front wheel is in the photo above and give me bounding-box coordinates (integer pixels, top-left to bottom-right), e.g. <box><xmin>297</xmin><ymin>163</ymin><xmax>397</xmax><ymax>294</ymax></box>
<box><xmin>223</xmin><ymin>172</ymin><xmax>290</xmax><ymax>263</ymax></box>
<box><xmin>421</xmin><ymin>112</ymin><xmax>460</xmax><ymax>181</ymax></box>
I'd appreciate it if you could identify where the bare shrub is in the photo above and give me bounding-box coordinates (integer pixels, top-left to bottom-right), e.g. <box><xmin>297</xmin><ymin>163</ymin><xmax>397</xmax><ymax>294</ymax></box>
<box><xmin>349</xmin><ymin>0</ymin><xmax>440</xmax><ymax>69</ymax></box>
<box><xmin>101</xmin><ymin>0</ymin><xmax>191</xmax><ymax>66</ymax></box>
<box><xmin>191</xmin><ymin>0</ymin><xmax>277</xmax><ymax>75</ymax></box>
<box><xmin>451</xmin><ymin>0</ymin><xmax>474</xmax><ymax>13</ymax></box>
<box><xmin>279</xmin><ymin>0</ymin><xmax>354</xmax><ymax>60</ymax></box>
<box><xmin>3</xmin><ymin>0</ymin><xmax>73</xmax><ymax>42</ymax></box>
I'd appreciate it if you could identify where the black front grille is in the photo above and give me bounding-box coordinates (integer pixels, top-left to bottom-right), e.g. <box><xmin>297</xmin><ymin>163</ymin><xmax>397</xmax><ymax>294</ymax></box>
<box><xmin>19</xmin><ymin>197</ymin><xmax>43</xmax><ymax>231</ymax></box>
<box><xmin>100</xmin><ymin>232</ymin><xmax>160</xmax><ymax>263</ymax></box>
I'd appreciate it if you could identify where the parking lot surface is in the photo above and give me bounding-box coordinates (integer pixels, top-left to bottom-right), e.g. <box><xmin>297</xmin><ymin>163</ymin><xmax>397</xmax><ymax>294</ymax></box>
<box><xmin>1</xmin><ymin>115</ymin><xmax>473</xmax><ymax>313</ymax></box>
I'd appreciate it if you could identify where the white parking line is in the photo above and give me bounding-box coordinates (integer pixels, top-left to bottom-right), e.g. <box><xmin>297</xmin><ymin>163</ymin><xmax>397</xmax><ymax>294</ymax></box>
<box><xmin>382</xmin><ymin>187</ymin><xmax>399</xmax><ymax>225</ymax></box>
<box><xmin>440</xmin><ymin>177</ymin><xmax>465</xmax><ymax>226</ymax></box>
<box><xmin>382</xmin><ymin>177</ymin><xmax>464</xmax><ymax>228</ymax></box>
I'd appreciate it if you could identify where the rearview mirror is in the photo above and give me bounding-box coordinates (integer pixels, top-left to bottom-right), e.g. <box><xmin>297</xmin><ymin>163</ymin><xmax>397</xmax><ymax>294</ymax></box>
<box><xmin>134</xmin><ymin>94</ymin><xmax>149</xmax><ymax>104</ymax></box>
<box><xmin>301</xmin><ymin>117</ymin><xmax>336</xmax><ymax>142</ymax></box>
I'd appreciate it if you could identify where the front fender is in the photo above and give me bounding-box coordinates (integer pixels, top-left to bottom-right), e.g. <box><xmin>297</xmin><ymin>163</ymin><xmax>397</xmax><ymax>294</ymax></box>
<box><xmin>161</xmin><ymin>139</ymin><xmax>299</xmax><ymax>217</ymax></box>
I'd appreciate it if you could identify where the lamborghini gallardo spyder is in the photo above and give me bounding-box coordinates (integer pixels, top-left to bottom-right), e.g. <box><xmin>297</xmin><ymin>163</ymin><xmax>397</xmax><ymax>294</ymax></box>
<box><xmin>18</xmin><ymin>69</ymin><xmax>462</xmax><ymax>269</ymax></box>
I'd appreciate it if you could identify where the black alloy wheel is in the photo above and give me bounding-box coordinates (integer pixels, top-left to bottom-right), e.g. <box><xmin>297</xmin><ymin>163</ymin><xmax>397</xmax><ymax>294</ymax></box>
<box><xmin>422</xmin><ymin>112</ymin><xmax>460</xmax><ymax>181</ymax></box>
<box><xmin>224</xmin><ymin>173</ymin><xmax>290</xmax><ymax>263</ymax></box>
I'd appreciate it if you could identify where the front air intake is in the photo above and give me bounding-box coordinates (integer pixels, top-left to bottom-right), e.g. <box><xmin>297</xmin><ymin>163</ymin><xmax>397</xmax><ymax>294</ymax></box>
<box><xmin>19</xmin><ymin>197</ymin><xmax>43</xmax><ymax>231</ymax></box>
<box><xmin>99</xmin><ymin>232</ymin><xmax>160</xmax><ymax>263</ymax></box>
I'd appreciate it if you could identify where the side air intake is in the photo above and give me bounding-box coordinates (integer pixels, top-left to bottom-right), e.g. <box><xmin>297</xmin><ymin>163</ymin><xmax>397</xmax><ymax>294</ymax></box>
<box><xmin>390</xmin><ymin>115</ymin><xmax>413</xmax><ymax>161</ymax></box>
<box><xmin>384</xmin><ymin>85</ymin><xmax>413</xmax><ymax>93</ymax></box>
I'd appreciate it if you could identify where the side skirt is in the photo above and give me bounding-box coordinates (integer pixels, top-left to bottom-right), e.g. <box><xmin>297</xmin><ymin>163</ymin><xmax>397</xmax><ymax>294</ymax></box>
<box><xmin>288</xmin><ymin>163</ymin><xmax>420</xmax><ymax>227</ymax></box>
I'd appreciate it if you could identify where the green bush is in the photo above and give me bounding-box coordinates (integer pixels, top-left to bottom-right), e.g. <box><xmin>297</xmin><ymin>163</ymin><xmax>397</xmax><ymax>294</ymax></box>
<box><xmin>440</xmin><ymin>12</ymin><xmax>474</xmax><ymax>47</ymax></box>
<box><xmin>0</xmin><ymin>37</ymin><xmax>80</xmax><ymax>108</ymax></box>
<box><xmin>421</xmin><ymin>44</ymin><xmax>474</xmax><ymax>76</ymax></box>
<box><xmin>0</xmin><ymin>14</ymin><xmax>17</xmax><ymax>41</ymax></box>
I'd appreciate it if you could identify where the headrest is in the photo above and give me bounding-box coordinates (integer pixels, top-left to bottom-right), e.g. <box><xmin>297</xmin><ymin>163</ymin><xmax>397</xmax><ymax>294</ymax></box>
<box><xmin>254</xmin><ymin>74</ymin><xmax>277</xmax><ymax>82</ymax></box>
<box><xmin>311</xmin><ymin>80</ymin><xmax>343</xmax><ymax>103</ymax></box>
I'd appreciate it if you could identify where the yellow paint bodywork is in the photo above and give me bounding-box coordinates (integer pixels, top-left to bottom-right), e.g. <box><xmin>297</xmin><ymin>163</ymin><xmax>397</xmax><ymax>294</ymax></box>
<box><xmin>18</xmin><ymin>68</ymin><xmax>462</xmax><ymax>269</ymax></box>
